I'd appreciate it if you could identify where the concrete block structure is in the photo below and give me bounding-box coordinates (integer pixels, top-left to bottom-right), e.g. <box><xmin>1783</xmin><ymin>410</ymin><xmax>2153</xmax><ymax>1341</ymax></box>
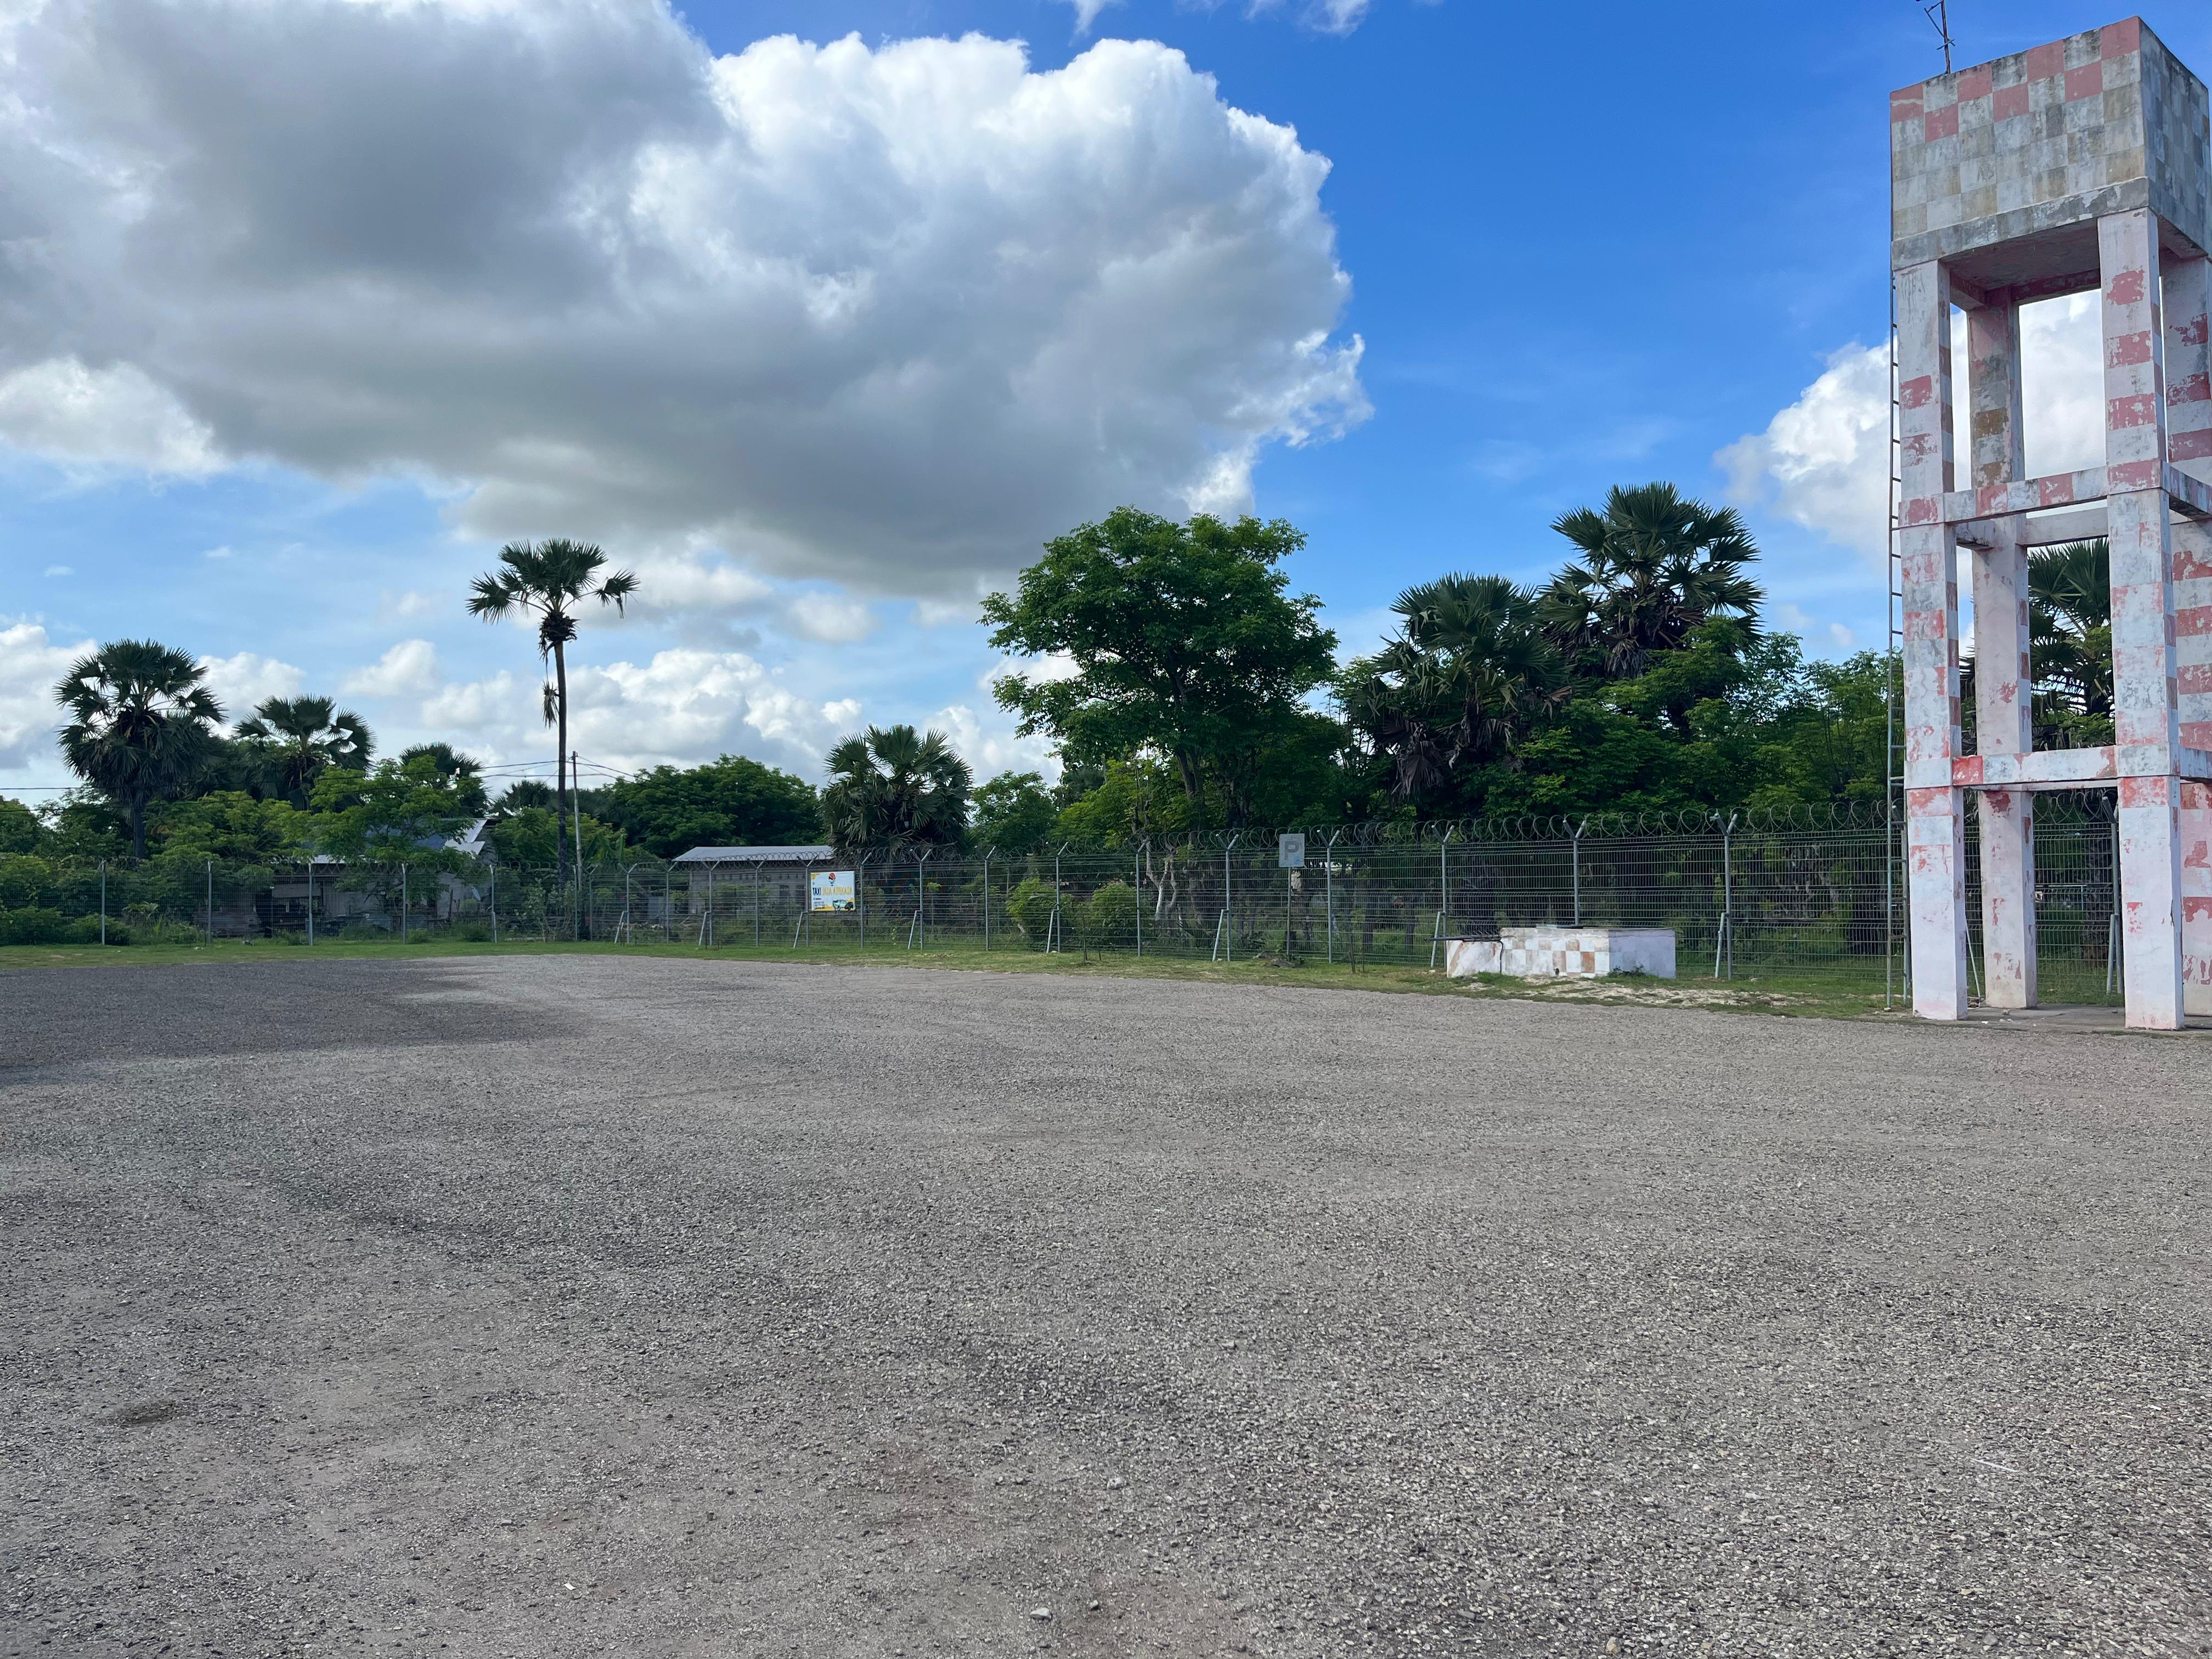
<box><xmin>1892</xmin><ymin>18</ymin><xmax>2212</xmax><ymax>1029</ymax></box>
<box><xmin>1444</xmin><ymin>928</ymin><xmax>1677</xmax><ymax>981</ymax></box>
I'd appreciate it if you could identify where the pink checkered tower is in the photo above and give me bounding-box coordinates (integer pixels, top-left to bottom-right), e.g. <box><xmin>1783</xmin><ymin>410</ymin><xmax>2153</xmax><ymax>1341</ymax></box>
<box><xmin>1892</xmin><ymin>16</ymin><xmax>2212</xmax><ymax>1029</ymax></box>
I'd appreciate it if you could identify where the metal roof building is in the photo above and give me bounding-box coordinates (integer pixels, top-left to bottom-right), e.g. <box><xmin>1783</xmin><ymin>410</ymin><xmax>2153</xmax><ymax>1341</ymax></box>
<box><xmin>671</xmin><ymin>844</ymin><xmax>837</xmax><ymax>865</ymax></box>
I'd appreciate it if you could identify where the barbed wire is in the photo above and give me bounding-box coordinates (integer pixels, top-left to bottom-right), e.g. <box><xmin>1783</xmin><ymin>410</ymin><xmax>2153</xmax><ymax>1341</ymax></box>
<box><xmin>17</xmin><ymin>793</ymin><xmax>2135</xmax><ymax>879</ymax></box>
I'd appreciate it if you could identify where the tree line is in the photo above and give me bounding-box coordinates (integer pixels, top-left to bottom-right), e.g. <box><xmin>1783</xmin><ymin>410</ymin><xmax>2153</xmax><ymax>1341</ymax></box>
<box><xmin>2</xmin><ymin>488</ymin><xmax>2121</xmax><ymax>877</ymax></box>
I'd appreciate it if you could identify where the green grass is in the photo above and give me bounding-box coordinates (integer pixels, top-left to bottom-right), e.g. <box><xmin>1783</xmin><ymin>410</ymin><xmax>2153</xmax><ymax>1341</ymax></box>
<box><xmin>0</xmin><ymin>931</ymin><xmax>1905</xmax><ymax>1018</ymax></box>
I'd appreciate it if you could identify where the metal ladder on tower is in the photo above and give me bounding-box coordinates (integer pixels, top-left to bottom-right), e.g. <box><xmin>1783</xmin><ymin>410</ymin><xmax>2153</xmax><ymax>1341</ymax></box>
<box><xmin>1886</xmin><ymin>284</ymin><xmax>1905</xmax><ymax>1011</ymax></box>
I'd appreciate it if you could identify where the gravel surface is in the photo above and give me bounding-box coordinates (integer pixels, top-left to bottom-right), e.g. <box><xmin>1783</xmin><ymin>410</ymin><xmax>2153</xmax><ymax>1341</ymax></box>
<box><xmin>3</xmin><ymin>954</ymin><xmax>2210</xmax><ymax>1658</ymax></box>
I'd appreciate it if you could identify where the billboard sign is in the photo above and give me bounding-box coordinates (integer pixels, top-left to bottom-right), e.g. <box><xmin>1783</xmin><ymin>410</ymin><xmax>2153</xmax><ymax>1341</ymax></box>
<box><xmin>809</xmin><ymin>870</ymin><xmax>856</xmax><ymax>912</ymax></box>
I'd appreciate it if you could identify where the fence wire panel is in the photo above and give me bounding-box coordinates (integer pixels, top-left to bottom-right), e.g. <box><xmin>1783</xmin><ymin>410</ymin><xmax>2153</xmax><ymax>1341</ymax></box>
<box><xmin>0</xmin><ymin>803</ymin><xmax>2132</xmax><ymax>1005</ymax></box>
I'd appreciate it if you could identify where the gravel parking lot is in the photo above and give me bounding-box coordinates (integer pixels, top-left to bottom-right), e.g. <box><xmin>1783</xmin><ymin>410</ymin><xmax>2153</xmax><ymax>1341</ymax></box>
<box><xmin>3</xmin><ymin>955</ymin><xmax>2209</xmax><ymax>1658</ymax></box>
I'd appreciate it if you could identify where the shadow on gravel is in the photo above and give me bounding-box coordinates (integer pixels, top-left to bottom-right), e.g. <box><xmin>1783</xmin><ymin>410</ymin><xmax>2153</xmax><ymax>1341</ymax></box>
<box><xmin>0</xmin><ymin>958</ymin><xmax>565</xmax><ymax>1068</ymax></box>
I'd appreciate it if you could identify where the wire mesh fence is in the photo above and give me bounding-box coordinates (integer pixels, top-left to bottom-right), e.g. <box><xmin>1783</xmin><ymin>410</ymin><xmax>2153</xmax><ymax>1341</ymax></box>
<box><xmin>0</xmin><ymin>800</ymin><xmax>2132</xmax><ymax>1004</ymax></box>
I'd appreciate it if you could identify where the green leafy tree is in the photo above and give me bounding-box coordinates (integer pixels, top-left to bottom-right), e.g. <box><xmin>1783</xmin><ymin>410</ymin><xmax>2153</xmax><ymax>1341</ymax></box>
<box><xmin>487</xmin><ymin>805</ymin><xmax>625</xmax><ymax>868</ymax></box>
<box><xmin>397</xmin><ymin>744</ymin><xmax>490</xmax><ymax>816</ymax></box>
<box><xmin>54</xmin><ymin>640</ymin><xmax>224</xmax><ymax>857</ymax></box>
<box><xmin>589</xmin><ymin>755</ymin><xmax>817</xmax><ymax>858</ymax></box>
<box><xmin>308</xmin><ymin>753</ymin><xmax>487</xmax><ymax>867</ymax></box>
<box><xmin>972</xmin><ymin>771</ymin><xmax>1059</xmax><ymax>855</ymax></box>
<box><xmin>152</xmin><ymin>792</ymin><xmax>311</xmax><ymax>862</ymax></box>
<box><xmin>233</xmin><ymin>695</ymin><xmax>375</xmax><ymax>806</ymax></box>
<box><xmin>1005</xmin><ymin>875</ymin><xmax>1058</xmax><ymax>947</ymax></box>
<box><xmin>467</xmin><ymin>538</ymin><xmax>638</xmax><ymax>882</ymax></box>
<box><xmin>1341</xmin><ymin>574</ymin><xmax>1565</xmax><ymax>805</ymax></box>
<box><xmin>494</xmin><ymin>780</ymin><xmax>557</xmax><ymax>811</ymax></box>
<box><xmin>819</xmin><ymin>725</ymin><xmax>972</xmax><ymax>853</ymax></box>
<box><xmin>1079</xmin><ymin>880</ymin><xmax>1139</xmax><ymax>950</ymax></box>
<box><xmin>0</xmin><ymin>853</ymin><xmax>49</xmax><ymax>909</ymax></box>
<box><xmin>1538</xmin><ymin>484</ymin><xmax>1762</xmax><ymax>684</ymax></box>
<box><xmin>1052</xmin><ymin>757</ymin><xmax>1189</xmax><ymax>849</ymax></box>
<box><xmin>0</xmin><ymin>797</ymin><xmax>40</xmax><ymax>854</ymax></box>
<box><xmin>982</xmin><ymin>507</ymin><xmax>1337</xmax><ymax>831</ymax></box>
<box><xmin>32</xmin><ymin>790</ymin><xmax>126</xmax><ymax>859</ymax></box>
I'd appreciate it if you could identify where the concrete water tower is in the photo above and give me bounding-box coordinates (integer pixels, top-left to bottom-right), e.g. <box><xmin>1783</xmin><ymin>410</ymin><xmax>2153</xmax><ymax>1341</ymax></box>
<box><xmin>1891</xmin><ymin>16</ymin><xmax>2212</xmax><ymax>1028</ymax></box>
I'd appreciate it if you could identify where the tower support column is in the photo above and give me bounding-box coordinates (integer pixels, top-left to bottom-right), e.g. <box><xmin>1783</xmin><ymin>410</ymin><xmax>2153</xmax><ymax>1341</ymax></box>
<box><xmin>2101</xmin><ymin>209</ymin><xmax>2185</xmax><ymax>1028</ymax></box>
<box><xmin>1966</xmin><ymin>298</ymin><xmax>2036</xmax><ymax>1006</ymax></box>
<box><xmin>2165</xmin><ymin>252</ymin><xmax>2212</xmax><ymax>1012</ymax></box>
<box><xmin>1898</xmin><ymin>258</ymin><xmax>1970</xmax><ymax>1018</ymax></box>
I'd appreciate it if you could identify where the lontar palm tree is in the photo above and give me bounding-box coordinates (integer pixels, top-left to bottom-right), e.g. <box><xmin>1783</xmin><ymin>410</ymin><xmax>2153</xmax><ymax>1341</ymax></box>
<box><xmin>1340</xmin><ymin>573</ymin><xmax>1566</xmax><ymax>802</ymax></box>
<box><xmin>2028</xmin><ymin>538</ymin><xmax>2113</xmax><ymax>744</ymax></box>
<box><xmin>1538</xmin><ymin>483</ymin><xmax>1763</xmax><ymax>679</ymax></box>
<box><xmin>819</xmin><ymin>725</ymin><xmax>972</xmax><ymax>853</ymax></box>
<box><xmin>466</xmin><ymin>538</ymin><xmax>636</xmax><ymax>880</ymax></box>
<box><xmin>234</xmin><ymin>695</ymin><xmax>374</xmax><ymax>806</ymax></box>
<box><xmin>54</xmin><ymin>640</ymin><xmax>224</xmax><ymax>857</ymax></box>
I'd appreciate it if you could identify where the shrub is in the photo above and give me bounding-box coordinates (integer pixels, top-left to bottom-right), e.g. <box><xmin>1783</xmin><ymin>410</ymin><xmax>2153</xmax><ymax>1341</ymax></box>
<box><xmin>1006</xmin><ymin>876</ymin><xmax>1059</xmax><ymax>949</ymax></box>
<box><xmin>0</xmin><ymin>907</ymin><xmax>69</xmax><ymax>945</ymax></box>
<box><xmin>1080</xmin><ymin>881</ymin><xmax>1139</xmax><ymax>950</ymax></box>
<box><xmin>0</xmin><ymin>853</ymin><xmax>50</xmax><ymax>910</ymax></box>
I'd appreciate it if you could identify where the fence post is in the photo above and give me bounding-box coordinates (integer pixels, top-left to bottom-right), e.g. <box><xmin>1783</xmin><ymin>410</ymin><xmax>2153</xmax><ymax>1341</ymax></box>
<box><xmin>99</xmin><ymin>859</ymin><xmax>106</xmax><ymax>945</ymax></box>
<box><xmin>1222</xmin><ymin>832</ymin><xmax>1239</xmax><ymax>955</ymax></box>
<box><xmin>1050</xmin><ymin>842</ymin><xmax>1066</xmax><ymax>954</ymax></box>
<box><xmin>707</xmin><ymin>863</ymin><xmax>715</xmax><ymax>948</ymax></box>
<box><xmin>1325</xmin><ymin>830</ymin><xmax>1341</xmax><ymax>963</ymax></box>
<box><xmin>306</xmin><ymin>858</ymin><xmax>314</xmax><ymax>946</ymax></box>
<box><xmin>859</xmin><ymin>851</ymin><xmax>871</xmax><ymax>950</ymax></box>
<box><xmin>490</xmin><ymin>860</ymin><xmax>499</xmax><ymax>943</ymax></box>
<box><xmin>1430</xmin><ymin>826</ymin><xmax>1457</xmax><ymax>969</ymax></box>
<box><xmin>913</xmin><ymin>848</ymin><xmax>930</xmax><ymax>949</ymax></box>
<box><xmin>753</xmin><ymin>859</ymin><xmax>762</xmax><ymax>945</ymax></box>
<box><xmin>1714</xmin><ymin>811</ymin><xmax>1737</xmax><ymax>980</ymax></box>
<box><xmin>205</xmin><ymin>857</ymin><xmax>213</xmax><ymax>947</ymax></box>
<box><xmin>1134</xmin><ymin>841</ymin><xmax>1143</xmax><ymax>957</ymax></box>
<box><xmin>1571</xmin><ymin>818</ymin><xmax>1586</xmax><ymax>927</ymax></box>
<box><xmin>983</xmin><ymin>849</ymin><xmax>994</xmax><ymax>951</ymax></box>
<box><xmin>2107</xmin><ymin>815</ymin><xmax>2122</xmax><ymax>995</ymax></box>
<box><xmin>401</xmin><ymin>864</ymin><xmax>409</xmax><ymax>944</ymax></box>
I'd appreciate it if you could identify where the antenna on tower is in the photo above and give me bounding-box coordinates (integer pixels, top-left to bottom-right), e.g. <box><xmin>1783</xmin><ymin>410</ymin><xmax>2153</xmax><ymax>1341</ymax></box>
<box><xmin>1921</xmin><ymin>0</ymin><xmax>1954</xmax><ymax>73</ymax></box>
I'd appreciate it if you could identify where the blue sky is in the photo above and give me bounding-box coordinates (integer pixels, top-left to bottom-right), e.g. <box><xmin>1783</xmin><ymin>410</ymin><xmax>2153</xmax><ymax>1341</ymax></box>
<box><xmin>6</xmin><ymin>0</ymin><xmax>2207</xmax><ymax>798</ymax></box>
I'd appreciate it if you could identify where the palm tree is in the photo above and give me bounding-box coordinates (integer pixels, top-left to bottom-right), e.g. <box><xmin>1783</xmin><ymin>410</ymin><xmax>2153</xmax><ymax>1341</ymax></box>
<box><xmin>1538</xmin><ymin>483</ymin><xmax>1763</xmax><ymax>680</ymax></box>
<box><xmin>2028</xmin><ymin>538</ymin><xmax>2113</xmax><ymax>744</ymax></box>
<box><xmin>466</xmin><ymin>538</ymin><xmax>637</xmax><ymax>880</ymax></box>
<box><xmin>1340</xmin><ymin>574</ymin><xmax>1565</xmax><ymax>802</ymax></box>
<box><xmin>54</xmin><ymin>640</ymin><xmax>224</xmax><ymax>857</ymax></box>
<box><xmin>234</xmin><ymin>695</ymin><xmax>374</xmax><ymax>806</ymax></box>
<box><xmin>819</xmin><ymin>725</ymin><xmax>972</xmax><ymax>852</ymax></box>
<box><xmin>398</xmin><ymin>743</ymin><xmax>489</xmax><ymax>816</ymax></box>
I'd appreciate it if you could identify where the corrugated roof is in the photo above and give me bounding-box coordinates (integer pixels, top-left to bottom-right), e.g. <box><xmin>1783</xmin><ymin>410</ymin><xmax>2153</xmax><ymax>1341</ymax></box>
<box><xmin>672</xmin><ymin>844</ymin><xmax>838</xmax><ymax>864</ymax></box>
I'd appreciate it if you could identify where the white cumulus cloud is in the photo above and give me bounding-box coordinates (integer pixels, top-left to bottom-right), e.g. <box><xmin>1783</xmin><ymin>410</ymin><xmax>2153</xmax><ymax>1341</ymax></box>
<box><xmin>929</xmin><ymin>701</ymin><xmax>1062</xmax><ymax>782</ymax></box>
<box><xmin>785</xmin><ymin>593</ymin><xmax>878</xmax><ymax>645</ymax></box>
<box><xmin>1717</xmin><ymin>343</ymin><xmax>1891</xmax><ymax>561</ymax></box>
<box><xmin>2</xmin><ymin>2</ymin><xmax>1364</xmax><ymax>595</ymax></box>
<box><xmin>0</xmin><ymin>620</ymin><xmax>95</xmax><ymax>774</ymax></box>
<box><xmin>198</xmin><ymin>652</ymin><xmax>306</xmax><ymax>723</ymax></box>
<box><xmin>341</xmin><ymin>639</ymin><xmax>442</xmax><ymax>699</ymax></box>
<box><xmin>414</xmin><ymin>649</ymin><xmax>860</xmax><ymax>778</ymax></box>
<box><xmin>0</xmin><ymin>358</ymin><xmax>222</xmax><ymax>477</ymax></box>
<box><xmin>1719</xmin><ymin>295</ymin><xmax>2104</xmax><ymax>564</ymax></box>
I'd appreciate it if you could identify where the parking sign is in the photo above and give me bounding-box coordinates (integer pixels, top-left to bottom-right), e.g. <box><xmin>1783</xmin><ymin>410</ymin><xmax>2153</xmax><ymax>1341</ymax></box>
<box><xmin>1278</xmin><ymin>833</ymin><xmax>1305</xmax><ymax>869</ymax></box>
